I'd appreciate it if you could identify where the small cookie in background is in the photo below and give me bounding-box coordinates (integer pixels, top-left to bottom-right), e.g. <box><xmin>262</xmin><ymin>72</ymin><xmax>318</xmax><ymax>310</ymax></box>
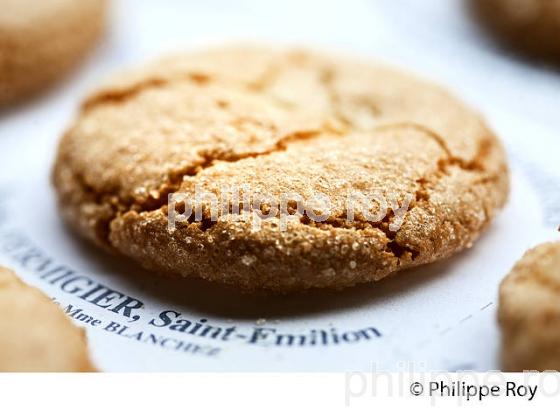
<box><xmin>52</xmin><ymin>46</ymin><xmax>509</xmax><ymax>293</ymax></box>
<box><xmin>499</xmin><ymin>242</ymin><xmax>560</xmax><ymax>371</ymax></box>
<box><xmin>0</xmin><ymin>266</ymin><xmax>95</xmax><ymax>372</ymax></box>
<box><xmin>471</xmin><ymin>0</ymin><xmax>560</xmax><ymax>62</ymax></box>
<box><xmin>0</xmin><ymin>0</ymin><xmax>108</xmax><ymax>106</ymax></box>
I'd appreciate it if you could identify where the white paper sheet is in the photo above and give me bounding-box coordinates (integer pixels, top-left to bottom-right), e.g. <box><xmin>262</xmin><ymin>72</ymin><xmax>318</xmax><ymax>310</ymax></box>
<box><xmin>0</xmin><ymin>0</ymin><xmax>559</xmax><ymax>371</ymax></box>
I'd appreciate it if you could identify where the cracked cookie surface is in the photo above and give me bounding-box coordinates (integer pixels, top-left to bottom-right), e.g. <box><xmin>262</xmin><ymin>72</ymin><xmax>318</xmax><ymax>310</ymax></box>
<box><xmin>0</xmin><ymin>266</ymin><xmax>95</xmax><ymax>371</ymax></box>
<box><xmin>499</xmin><ymin>242</ymin><xmax>560</xmax><ymax>371</ymax></box>
<box><xmin>53</xmin><ymin>46</ymin><xmax>509</xmax><ymax>292</ymax></box>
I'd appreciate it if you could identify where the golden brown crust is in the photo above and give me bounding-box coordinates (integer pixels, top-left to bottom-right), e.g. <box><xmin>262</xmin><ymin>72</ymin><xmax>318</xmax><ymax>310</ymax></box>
<box><xmin>0</xmin><ymin>266</ymin><xmax>95</xmax><ymax>372</ymax></box>
<box><xmin>471</xmin><ymin>0</ymin><xmax>560</xmax><ymax>61</ymax></box>
<box><xmin>52</xmin><ymin>46</ymin><xmax>509</xmax><ymax>292</ymax></box>
<box><xmin>499</xmin><ymin>242</ymin><xmax>560</xmax><ymax>371</ymax></box>
<box><xmin>0</xmin><ymin>0</ymin><xmax>108</xmax><ymax>106</ymax></box>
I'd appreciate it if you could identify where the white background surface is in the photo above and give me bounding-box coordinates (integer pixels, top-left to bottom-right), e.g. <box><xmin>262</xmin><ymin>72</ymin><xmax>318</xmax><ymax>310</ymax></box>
<box><xmin>1</xmin><ymin>0</ymin><xmax>559</xmax><ymax>372</ymax></box>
